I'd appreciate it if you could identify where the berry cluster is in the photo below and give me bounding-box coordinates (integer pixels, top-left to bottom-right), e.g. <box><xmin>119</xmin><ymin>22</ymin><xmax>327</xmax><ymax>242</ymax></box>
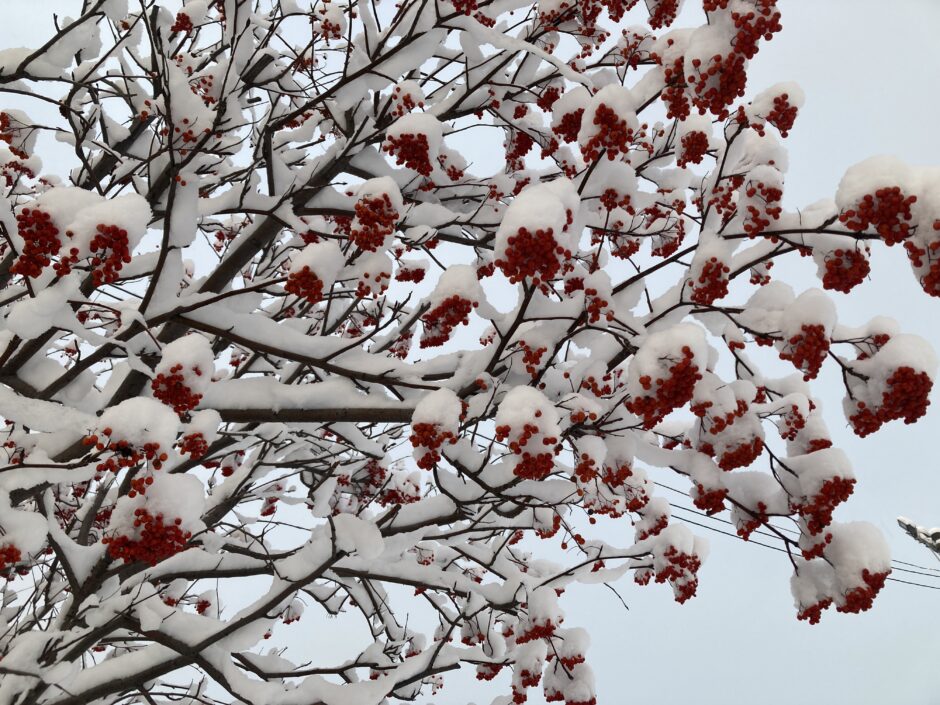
<box><xmin>779</xmin><ymin>323</ymin><xmax>829</xmax><ymax>381</ymax></box>
<box><xmin>171</xmin><ymin>12</ymin><xmax>194</xmax><ymax>33</ymax></box>
<box><xmin>506</xmin><ymin>130</ymin><xmax>535</xmax><ymax>171</ymax></box>
<box><xmin>822</xmin><ymin>247</ymin><xmax>870</xmax><ymax>293</ymax></box>
<box><xmin>152</xmin><ymin>363</ymin><xmax>204</xmax><ymax>414</ymax></box>
<box><xmin>760</xmin><ymin>92</ymin><xmax>799</xmax><ymax>137</ymax></box>
<box><xmin>581</xmin><ymin>103</ymin><xmax>633</xmax><ymax>162</ymax></box>
<box><xmin>717</xmin><ymin>436</ymin><xmax>763</xmax><ymax>471</ymax></box>
<box><xmin>384</xmin><ymin>133</ymin><xmax>433</xmax><ymax>176</ymax></box>
<box><xmin>692</xmin><ymin>484</ymin><xmax>727</xmax><ymax>515</ymax></box>
<box><xmin>84</xmin><ymin>429</ymin><xmax>167</xmax><ymax>474</ymax></box>
<box><xmin>496</xmin><ymin>227</ymin><xmax>572</xmax><ymax>287</ymax></box>
<box><xmin>836</xmin><ymin>569</ymin><xmax>890</xmax><ymax>615</ymax></box>
<box><xmin>391</xmin><ymin>85</ymin><xmax>424</xmax><ymax>117</ymax></box>
<box><xmin>688</xmin><ymin>256</ymin><xmax>730</xmax><ymax>305</ymax></box>
<box><xmin>654</xmin><ymin>545</ymin><xmax>701</xmax><ymax>604</ymax></box>
<box><xmin>552</xmin><ymin>108</ymin><xmax>584</xmax><ymax>144</ymax></box>
<box><xmin>285</xmin><ymin>265</ymin><xmax>326</xmax><ymax>304</ymax></box>
<box><xmin>103</xmin><ymin>508</ymin><xmax>192</xmax><ymax>566</ymax></box>
<box><xmin>410</xmin><ymin>422</ymin><xmax>458</xmax><ymax>469</ymax></box>
<box><xmin>495</xmin><ymin>421</ymin><xmax>558</xmax><ymax>480</ymax></box>
<box><xmin>0</xmin><ymin>543</ymin><xmax>22</xmax><ymax>574</ymax></box>
<box><xmin>742</xmin><ymin>180</ymin><xmax>783</xmax><ymax>236</ymax></box>
<box><xmin>519</xmin><ymin>342</ymin><xmax>547</xmax><ymax>378</ymax></box>
<box><xmin>839</xmin><ymin>187</ymin><xmax>917</xmax><ymax>245</ymax></box>
<box><xmin>12</xmin><ymin>207</ymin><xmax>62</xmax><ymax>278</ymax></box>
<box><xmin>627</xmin><ymin>346</ymin><xmax>702</xmax><ymax>428</ymax></box>
<box><xmin>849</xmin><ymin>366</ymin><xmax>933</xmax><ymax>437</ymax></box>
<box><xmin>351</xmin><ymin>194</ymin><xmax>398</xmax><ymax>251</ymax></box>
<box><xmin>420</xmin><ymin>295</ymin><xmax>477</xmax><ymax>348</ymax></box>
<box><xmin>796</xmin><ymin>476</ymin><xmax>856</xmax><ymax>536</ymax></box>
<box><xmin>677</xmin><ymin>130</ymin><xmax>709</xmax><ymax>167</ymax></box>
<box><xmin>178</xmin><ymin>432</ymin><xmax>209</xmax><ymax>459</ymax></box>
<box><xmin>647</xmin><ymin>0</ymin><xmax>679</xmax><ymax>29</ymax></box>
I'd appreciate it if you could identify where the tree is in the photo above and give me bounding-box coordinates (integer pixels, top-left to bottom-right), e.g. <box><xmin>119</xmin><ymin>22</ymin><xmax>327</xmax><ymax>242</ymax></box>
<box><xmin>0</xmin><ymin>0</ymin><xmax>936</xmax><ymax>703</ymax></box>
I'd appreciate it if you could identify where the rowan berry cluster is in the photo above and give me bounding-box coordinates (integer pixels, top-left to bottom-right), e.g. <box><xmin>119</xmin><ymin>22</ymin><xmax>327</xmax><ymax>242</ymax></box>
<box><xmin>391</xmin><ymin>85</ymin><xmax>424</xmax><ymax>117</ymax></box>
<box><xmin>410</xmin><ymin>422</ymin><xmax>458</xmax><ymax>469</ymax></box>
<box><xmin>11</xmin><ymin>208</ymin><xmax>59</xmax><ymax>278</ymax></box>
<box><xmin>351</xmin><ymin>194</ymin><xmax>398</xmax><ymax>251</ymax></box>
<box><xmin>519</xmin><ymin>342</ymin><xmax>547</xmax><ymax>378</ymax></box>
<box><xmin>849</xmin><ymin>366</ymin><xmax>933</xmax><ymax>437</ymax></box>
<box><xmin>796</xmin><ymin>476</ymin><xmax>856</xmax><ymax>536</ymax></box>
<box><xmin>496</xmin><ymin>227</ymin><xmax>572</xmax><ymax>288</ymax></box>
<box><xmin>742</xmin><ymin>180</ymin><xmax>783</xmax><ymax>236</ymax></box>
<box><xmin>654</xmin><ymin>546</ymin><xmax>701</xmax><ymax>604</ymax></box>
<box><xmin>285</xmin><ymin>265</ymin><xmax>326</xmax><ymax>303</ymax></box>
<box><xmin>779</xmin><ymin>323</ymin><xmax>829</xmax><ymax>381</ymax></box>
<box><xmin>677</xmin><ymin>130</ymin><xmax>709</xmax><ymax>167</ymax></box>
<box><xmin>692</xmin><ymin>483</ymin><xmax>727</xmax><ymax>515</ymax></box>
<box><xmin>84</xmin><ymin>429</ymin><xmax>167</xmax><ymax>474</ymax></box>
<box><xmin>495</xmin><ymin>421</ymin><xmax>558</xmax><ymax>480</ymax></box>
<box><xmin>552</xmin><ymin>108</ymin><xmax>584</xmax><ymax>144</ymax></box>
<box><xmin>647</xmin><ymin>0</ymin><xmax>679</xmax><ymax>29</ymax></box>
<box><xmin>717</xmin><ymin>436</ymin><xmax>763</xmax><ymax>471</ymax></box>
<box><xmin>837</xmin><ymin>569</ymin><xmax>889</xmax><ymax>615</ymax></box>
<box><xmin>839</xmin><ymin>187</ymin><xmax>917</xmax><ymax>245</ymax></box>
<box><xmin>822</xmin><ymin>247</ymin><xmax>870</xmax><ymax>293</ymax></box>
<box><xmin>178</xmin><ymin>432</ymin><xmax>209</xmax><ymax>459</ymax></box>
<box><xmin>151</xmin><ymin>363</ymin><xmax>204</xmax><ymax>414</ymax></box>
<box><xmin>420</xmin><ymin>295</ymin><xmax>477</xmax><ymax>348</ymax></box>
<box><xmin>103</xmin><ymin>509</ymin><xmax>192</xmax><ymax>566</ymax></box>
<box><xmin>689</xmin><ymin>256</ymin><xmax>730</xmax><ymax>305</ymax></box>
<box><xmin>627</xmin><ymin>346</ymin><xmax>702</xmax><ymax>428</ymax></box>
<box><xmin>0</xmin><ymin>543</ymin><xmax>23</xmax><ymax>574</ymax></box>
<box><xmin>506</xmin><ymin>130</ymin><xmax>535</xmax><ymax>171</ymax></box>
<box><xmin>760</xmin><ymin>92</ymin><xmax>799</xmax><ymax>137</ymax></box>
<box><xmin>170</xmin><ymin>12</ymin><xmax>194</xmax><ymax>33</ymax></box>
<box><xmin>660</xmin><ymin>57</ymin><xmax>691</xmax><ymax>121</ymax></box>
<box><xmin>384</xmin><ymin>133</ymin><xmax>433</xmax><ymax>176</ymax></box>
<box><xmin>581</xmin><ymin>103</ymin><xmax>633</xmax><ymax>162</ymax></box>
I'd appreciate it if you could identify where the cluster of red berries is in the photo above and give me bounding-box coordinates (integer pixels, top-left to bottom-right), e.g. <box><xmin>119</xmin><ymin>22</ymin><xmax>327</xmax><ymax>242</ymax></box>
<box><xmin>779</xmin><ymin>323</ymin><xmax>829</xmax><ymax>381</ymax></box>
<box><xmin>796</xmin><ymin>475</ymin><xmax>856</xmax><ymax>536</ymax></box>
<box><xmin>351</xmin><ymin>194</ymin><xmax>398</xmax><ymax>251</ymax></box>
<box><xmin>84</xmin><ymin>429</ymin><xmax>167</xmax><ymax>474</ymax></box>
<box><xmin>677</xmin><ymin>130</ymin><xmax>709</xmax><ymax>167</ymax></box>
<box><xmin>537</xmin><ymin>86</ymin><xmax>562</xmax><ymax>112</ymax></box>
<box><xmin>736</xmin><ymin>501</ymin><xmax>769</xmax><ymax>541</ymax></box>
<box><xmin>627</xmin><ymin>346</ymin><xmax>702</xmax><ymax>428</ymax></box>
<box><xmin>636</xmin><ymin>511</ymin><xmax>669</xmax><ymax>540</ymax></box>
<box><xmin>384</xmin><ymin>133</ymin><xmax>433</xmax><ymax>176</ymax></box>
<box><xmin>581</xmin><ymin>103</ymin><xmax>633</xmax><ymax>162</ymax></box>
<box><xmin>519</xmin><ymin>342</ymin><xmax>547</xmax><ymax>378</ymax></box>
<box><xmin>692</xmin><ymin>483</ymin><xmax>727</xmax><ymax>515</ymax></box>
<box><xmin>377</xmin><ymin>481</ymin><xmax>422</xmax><ymax>507</ymax></box>
<box><xmin>689</xmin><ymin>255</ymin><xmax>730</xmax><ymax>305</ymax></box>
<box><xmin>391</xmin><ymin>85</ymin><xmax>424</xmax><ymax>117</ymax></box>
<box><xmin>410</xmin><ymin>422</ymin><xmax>457</xmax><ymax>469</ymax></box>
<box><xmin>496</xmin><ymin>226</ymin><xmax>572</xmax><ymax>288</ymax></box>
<box><xmin>395</xmin><ymin>265</ymin><xmax>426</xmax><ymax>283</ymax></box>
<box><xmin>822</xmin><ymin>247</ymin><xmax>870</xmax><ymax>293</ymax></box>
<box><xmin>515</xmin><ymin>618</ymin><xmax>557</xmax><ymax>644</ymax></box>
<box><xmin>647</xmin><ymin>0</ymin><xmax>680</xmax><ymax>29</ymax></box>
<box><xmin>839</xmin><ymin>187</ymin><xmax>917</xmax><ymax>245</ymax></box>
<box><xmin>11</xmin><ymin>208</ymin><xmax>60</xmax><ymax>278</ymax></box>
<box><xmin>836</xmin><ymin>569</ymin><xmax>890</xmax><ymax>615</ymax></box>
<box><xmin>659</xmin><ymin>56</ymin><xmax>691</xmax><ymax>121</ymax></box>
<box><xmin>178</xmin><ymin>432</ymin><xmax>208</xmax><ymax>459</ymax></box>
<box><xmin>903</xmin><ymin>236</ymin><xmax>940</xmax><ymax>296</ymax></box>
<box><xmin>170</xmin><ymin>11</ymin><xmax>194</xmax><ymax>33</ymax></box>
<box><xmin>654</xmin><ymin>545</ymin><xmax>701</xmax><ymax>604</ymax></box>
<box><xmin>717</xmin><ymin>436</ymin><xmax>764</xmax><ymax>471</ymax></box>
<box><xmin>797</xmin><ymin>597</ymin><xmax>832</xmax><ymax>625</ymax></box>
<box><xmin>285</xmin><ymin>265</ymin><xmax>326</xmax><ymax>304</ymax></box>
<box><xmin>730</xmin><ymin>2</ymin><xmax>783</xmax><ymax>60</ymax></box>
<box><xmin>742</xmin><ymin>180</ymin><xmax>783</xmax><ymax>236</ymax></box>
<box><xmin>0</xmin><ymin>543</ymin><xmax>22</xmax><ymax>574</ymax></box>
<box><xmin>552</xmin><ymin>108</ymin><xmax>584</xmax><ymax>144</ymax></box>
<box><xmin>506</xmin><ymin>130</ymin><xmax>534</xmax><ymax>171</ymax></box>
<box><xmin>477</xmin><ymin>663</ymin><xmax>503</xmax><ymax>682</ymax></box>
<box><xmin>152</xmin><ymin>363</ymin><xmax>204</xmax><ymax>414</ymax></box>
<box><xmin>103</xmin><ymin>508</ymin><xmax>191</xmax><ymax>566</ymax></box>
<box><xmin>420</xmin><ymin>295</ymin><xmax>476</xmax><ymax>348</ymax></box>
<box><xmin>495</xmin><ymin>421</ymin><xmax>558</xmax><ymax>480</ymax></box>
<box><xmin>687</xmin><ymin>52</ymin><xmax>748</xmax><ymax>119</ymax></box>
<box><xmin>759</xmin><ymin>92</ymin><xmax>799</xmax><ymax>137</ymax></box>
<box><xmin>355</xmin><ymin>268</ymin><xmax>390</xmax><ymax>298</ymax></box>
<box><xmin>85</xmin><ymin>224</ymin><xmax>132</xmax><ymax>286</ymax></box>
<box><xmin>777</xmin><ymin>403</ymin><xmax>806</xmax><ymax>441</ymax></box>
<box><xmin>849</xmin><ymin>366</ymin><xmax>933</xmax><ymax>437</ymax></box>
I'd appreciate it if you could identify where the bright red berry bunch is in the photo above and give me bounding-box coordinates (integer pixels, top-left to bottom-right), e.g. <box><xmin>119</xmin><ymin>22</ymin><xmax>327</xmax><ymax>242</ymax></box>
<box><xmin>103</xmin><ymin>508</ymin><xmax>192</xmax><ymax>566</ymax></box>
<box><xmin>677</xmin><ymin>130</ymin><xmax>709</xmax><ymax>167</ymax></box>
<box><xmin>779</xmin><ymin>323</ymin><xmax>829</xmax><ymax>381</ymax></box>
<box><xmin>496</xmin><ymin>227</ymin><xmax>572</xmax><ymax>287</ymax></box>
<box><xmin>384</xmin><ymin>133</ymin><xmax>433</xmax><ymax>176</ymax></box>
<box><xmin>581</xmin><ymin>103</ymin><xmax>633</xmax><ymax>162</ymax></box>
<box><xmin>839</xmin><ymin>187</ymin><xmax>917</xmax><ymax>245</ymax></box>
<box><xmin>627</xmin><ymin>346</ymin><xmax>703</xmax><ymax>428</ymax></box>
<box><xmin>822</xmin><ymin>248</ymin><xmax>870</xmax><ymax>293</ymax></box>
<box><xmin>285</xmin><ymin>265</ymin><xmax>326</xmax><ymax>303</ymax></box>
<box><xmin>152</xmin><ymin>363</ymin><xmax>204</xmax><ymax>414</ymax></box>
<box><xmin>351</xmin><ymin>194</ymin><xmax>398</xmax><ymax>251</ymax></box>
<box><xmin>495</xmin><ymin>421</ymin><xmax>558</xmax><ymax>480</ymax></box>
<box><xmin>410</xmin><ymin>422</ymin><xmax>458</xmax><ymax>469</ymax></box>
<box><xmin>11</xmin><ymin>208</ymin><xmax>60</xmax><ymax>278</ymax></box>
<box><xmin>795</xmin><ymin>476</ymin><xmax>856</xmax><ymax>536</ymax></box>
<box><xmin>420</xmin><ymin>295</ymin><xmax>477</xmax><ymax>348</ymax></box>
<box><xmin>689</xmin><ymin>256</ymin><xmax>730</xmax><ymax>304</ymax></box>
<box><xmin>849</xmin><ymin>366</ymin><xmax>933</xmax><ymax>437</ymax></box>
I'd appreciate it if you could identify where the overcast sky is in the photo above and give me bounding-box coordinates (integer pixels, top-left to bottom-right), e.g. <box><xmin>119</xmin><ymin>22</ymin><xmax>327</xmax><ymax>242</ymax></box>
<box><xmin>3</xmin><ymin>1</ymin><xmax>940</xmax><ymax>704</ymax></box>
